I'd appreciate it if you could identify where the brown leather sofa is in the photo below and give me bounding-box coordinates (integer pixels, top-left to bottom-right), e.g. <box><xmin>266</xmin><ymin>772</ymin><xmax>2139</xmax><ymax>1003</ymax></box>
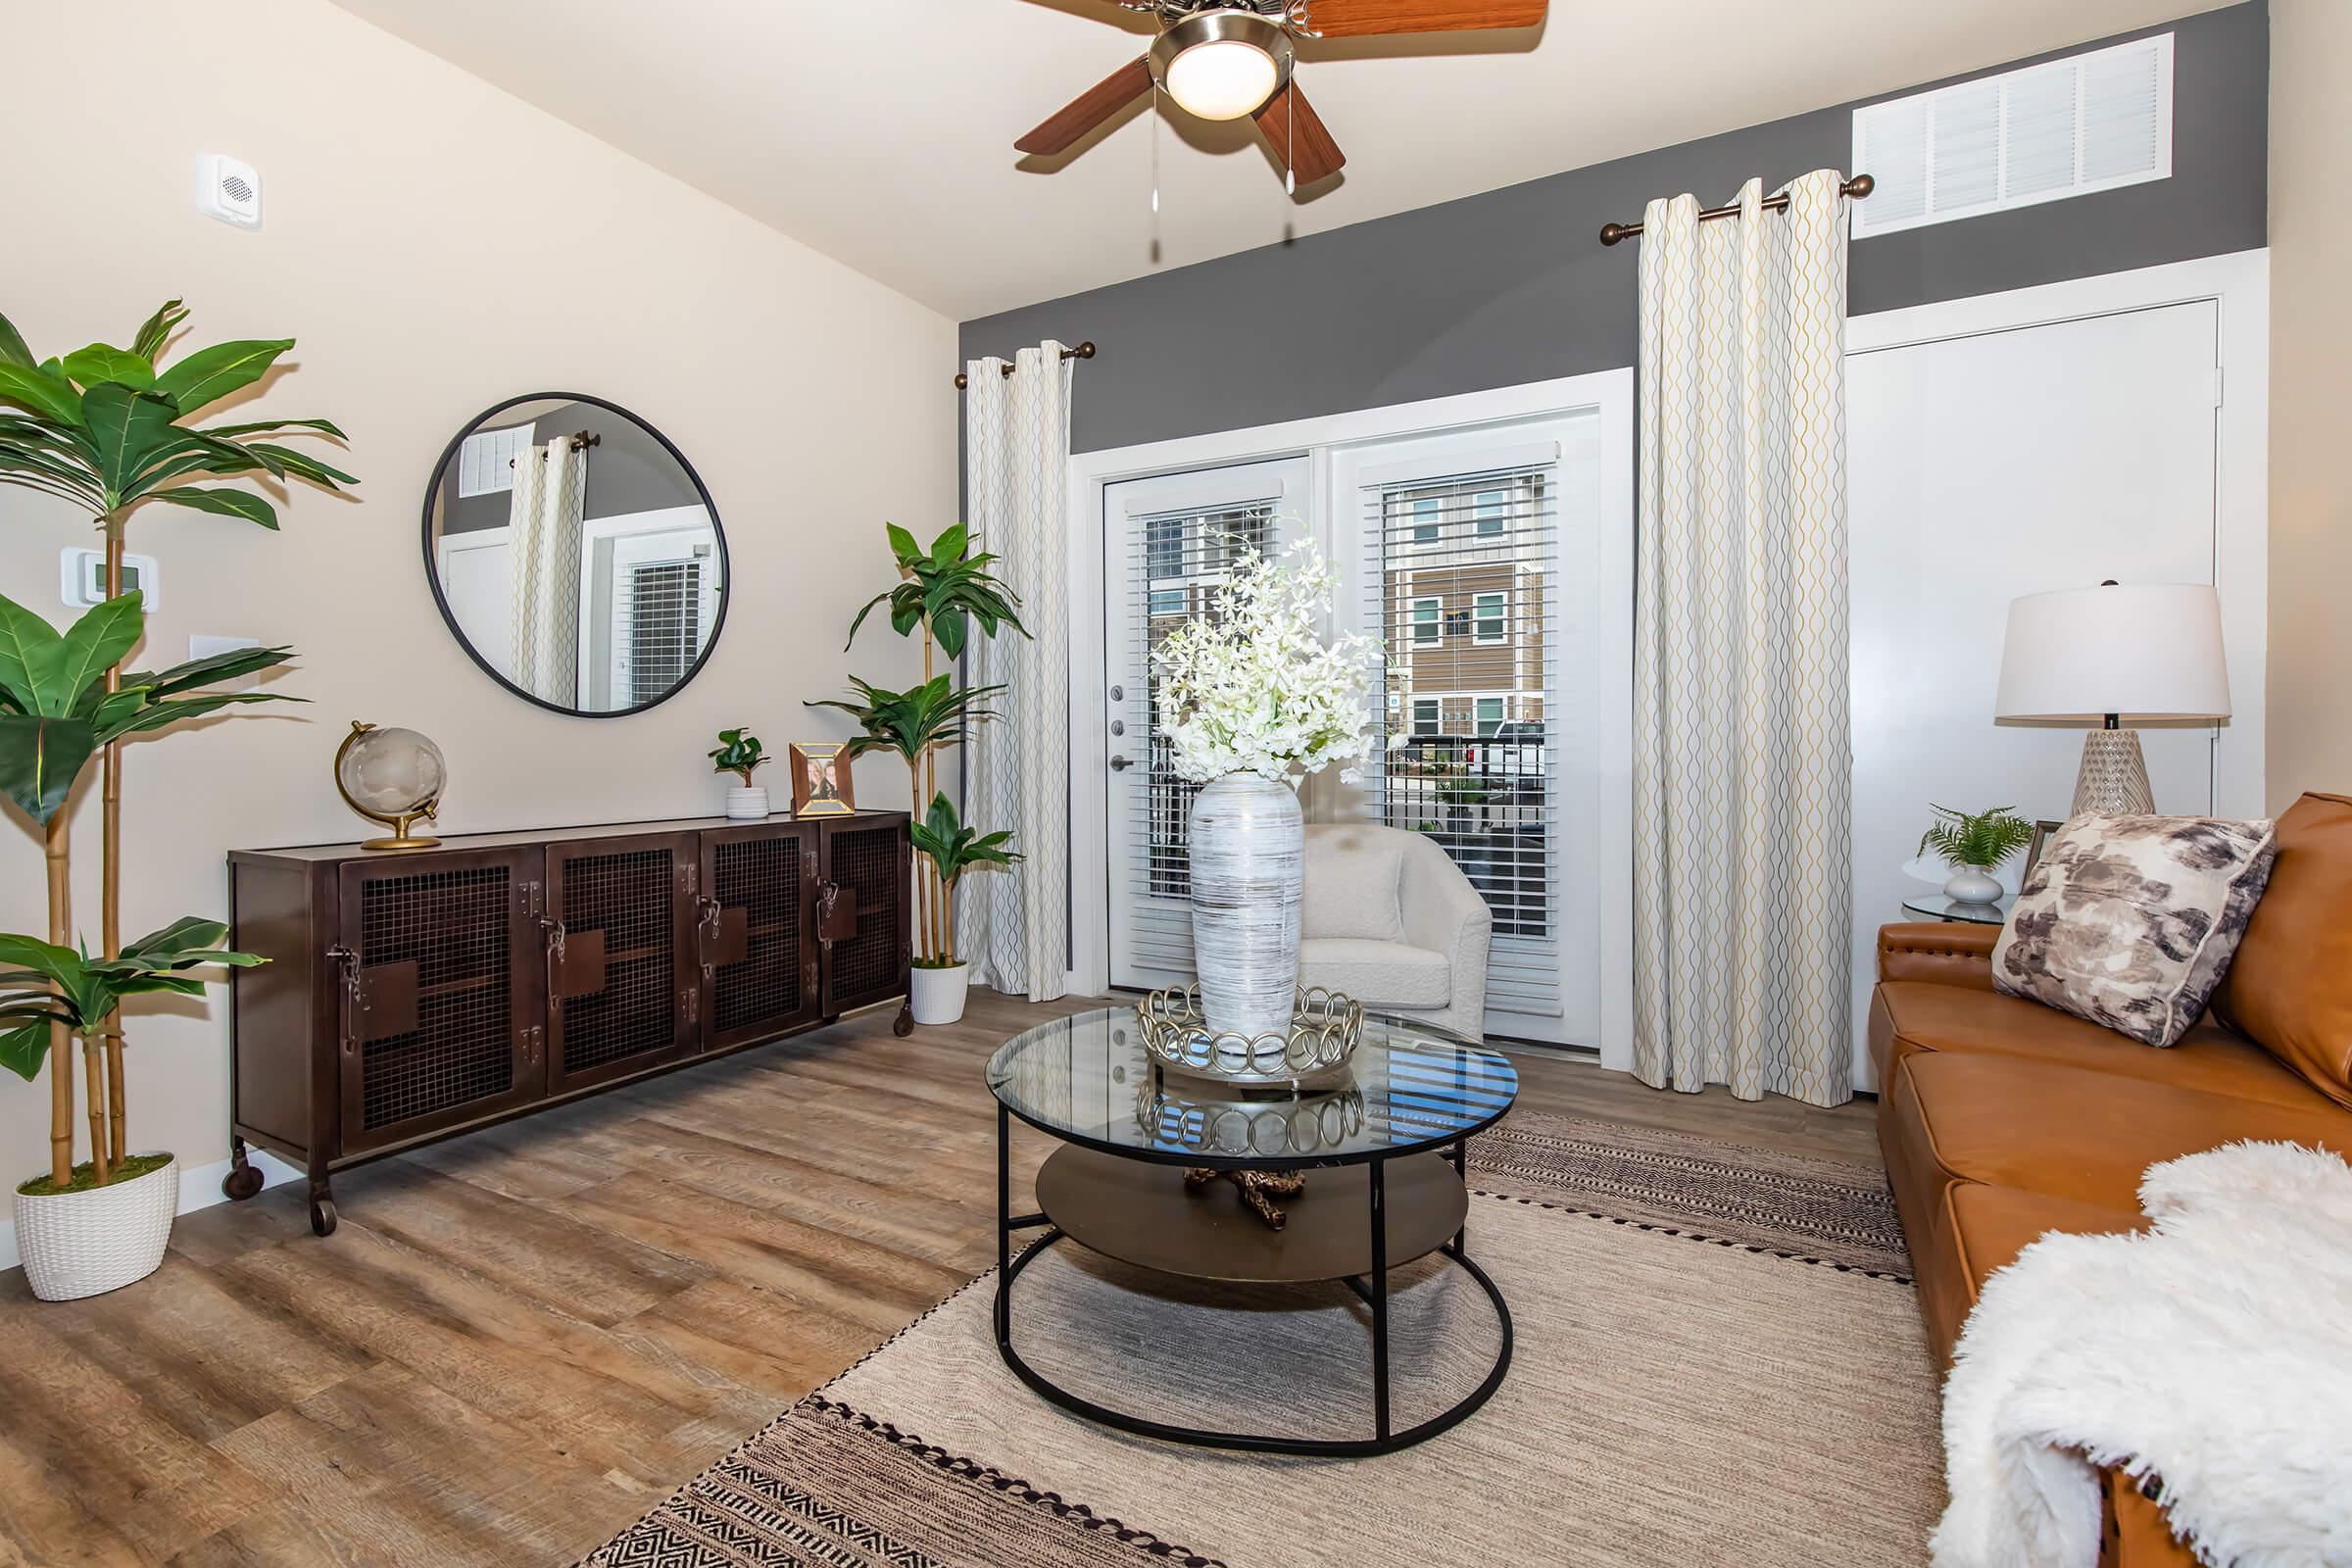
<box><xmin>1871</xmin><ymin>791</ymin><xmax>2352</xmax><ymax>1568</ymax></box>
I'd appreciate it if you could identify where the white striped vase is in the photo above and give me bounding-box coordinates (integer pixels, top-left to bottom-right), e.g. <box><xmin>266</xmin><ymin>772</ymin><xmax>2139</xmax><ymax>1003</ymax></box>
<box><xmin>1189</xmin><ymin>773</ymin><xmax>1302</xmax><ymax>1041</ymax></box>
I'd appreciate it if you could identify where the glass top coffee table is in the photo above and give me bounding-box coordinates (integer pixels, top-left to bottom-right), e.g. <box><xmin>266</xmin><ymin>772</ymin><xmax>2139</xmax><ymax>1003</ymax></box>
<box><xmin>986</xmin><ymin>1004</ymin><xmax>1519</xmax><ymax>1456</ymax></box>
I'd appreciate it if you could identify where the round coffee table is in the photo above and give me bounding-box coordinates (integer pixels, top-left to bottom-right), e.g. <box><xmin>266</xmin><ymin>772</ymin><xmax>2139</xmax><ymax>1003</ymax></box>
<box><xmin>985</xmin><ymin>1004</ymin><xmax>1518</xmax><ymax>1456</ymax></box>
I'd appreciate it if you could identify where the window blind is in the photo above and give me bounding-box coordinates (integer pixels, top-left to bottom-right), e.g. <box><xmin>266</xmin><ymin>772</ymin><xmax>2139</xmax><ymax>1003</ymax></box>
<box><xmin>1361</xmin><ymin>463</ymin><xmax>1563</xmax><ymax>1021</ymax></box>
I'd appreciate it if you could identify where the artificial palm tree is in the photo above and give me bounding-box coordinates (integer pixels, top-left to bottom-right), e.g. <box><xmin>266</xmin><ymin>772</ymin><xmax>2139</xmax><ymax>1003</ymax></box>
<box><xmin>0</xmin><ymin>300</ymin><xmax>350</xmax><ymax>1189</ymax></box>
<box><xmin>818</xmin><ymin>522</ymin><xmax>1028</xmax><ymax>971</ymax></box>
<box><xmin>906</xmin><ymin>793</ymin><xmax>1021</xmax><ymax>968</ymax></box>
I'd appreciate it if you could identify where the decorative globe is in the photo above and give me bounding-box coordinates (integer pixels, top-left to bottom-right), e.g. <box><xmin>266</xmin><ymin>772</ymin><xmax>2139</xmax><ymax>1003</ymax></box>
<box><xmin>337</xmin><ymin>726</ymin><xmax>445</xmax><ymax>820</ymax></box>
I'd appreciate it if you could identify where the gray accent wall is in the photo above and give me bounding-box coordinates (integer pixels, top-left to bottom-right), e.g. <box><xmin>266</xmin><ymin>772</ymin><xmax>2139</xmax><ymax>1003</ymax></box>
<box><xmin>960</xmin><ymin>3</ymin><xmax>2267</xmax><ymax>455</ymax></box>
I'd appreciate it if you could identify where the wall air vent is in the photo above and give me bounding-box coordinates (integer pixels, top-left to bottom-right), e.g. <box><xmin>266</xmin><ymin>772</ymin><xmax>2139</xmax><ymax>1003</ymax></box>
<box><xmin>1852</xmin><ymin>32</ymin><xmax>2172</xmax><ymax>239</ymax></box>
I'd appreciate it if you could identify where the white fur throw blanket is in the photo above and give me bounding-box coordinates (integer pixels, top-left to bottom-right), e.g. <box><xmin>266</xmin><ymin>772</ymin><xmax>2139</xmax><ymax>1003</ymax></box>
<box><xmin>1933</xmin><ymin>1142</ymin><xmax>2352</xmax><ymax>1568</ymax></box>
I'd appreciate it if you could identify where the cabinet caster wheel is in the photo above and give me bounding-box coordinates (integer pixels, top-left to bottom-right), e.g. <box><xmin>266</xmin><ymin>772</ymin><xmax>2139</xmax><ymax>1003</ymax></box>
<box><xmin>893</xmin><ymin>1005</ymin><xmax>914</xmax><ymax>1038</ymax></box>
<box><xmin>222</xmin><ymin>1164</ymin><xmax>264</xmax><ymax>1201</ymax></box>
<box><xmin>309</xmin><ymin>1198</ymin><xmax>338</xmax><ymax>1237</ymax></box>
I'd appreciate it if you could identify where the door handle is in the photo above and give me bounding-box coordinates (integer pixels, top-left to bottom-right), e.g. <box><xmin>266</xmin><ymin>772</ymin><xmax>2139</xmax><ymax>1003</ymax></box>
<box><xmin>1109</xmin><ymin>755</ymin><xmax>1133</xmax><ymax>772</ymax></box>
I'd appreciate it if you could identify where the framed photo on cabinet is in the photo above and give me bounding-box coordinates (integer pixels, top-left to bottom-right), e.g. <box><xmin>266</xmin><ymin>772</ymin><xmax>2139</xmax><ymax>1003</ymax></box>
<box><xmin>790</xmin><ymin>742</ymin><xmax>856</xmax><ymax>817</ymax></box>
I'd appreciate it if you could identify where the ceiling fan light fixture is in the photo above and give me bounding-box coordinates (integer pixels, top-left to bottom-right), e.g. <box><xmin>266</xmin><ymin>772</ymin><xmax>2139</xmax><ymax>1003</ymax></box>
<box><xmin>1150</xmin><ymin>9</ymin><xmax>1296</xmax><ymax>122</ymax></box>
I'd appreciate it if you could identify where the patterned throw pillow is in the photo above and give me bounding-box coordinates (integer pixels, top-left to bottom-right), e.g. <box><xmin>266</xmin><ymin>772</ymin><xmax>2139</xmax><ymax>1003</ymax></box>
<box><xmin>1992</xmin><ymin>814</ymin><xmax>2279</xmax><ymax>1048</ymax></box>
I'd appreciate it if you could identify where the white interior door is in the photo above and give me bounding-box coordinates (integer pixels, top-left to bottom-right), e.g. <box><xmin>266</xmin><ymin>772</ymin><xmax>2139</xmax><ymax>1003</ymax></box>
<box><xmin>1847</xmin><ymin>298</ymin><xmax>2230</xmax><ymax>1084</ymax></box>
<box><xmin>1103</xmin><ymin>459</ymin><xmax>1309</xmax><ymax>992</ymax></box>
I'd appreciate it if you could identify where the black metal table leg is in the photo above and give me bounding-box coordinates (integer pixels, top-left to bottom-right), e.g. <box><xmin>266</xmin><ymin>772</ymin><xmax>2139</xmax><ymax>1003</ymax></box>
<box><xmin>996</xmin><ymin>1100</ymin><xmax>1010</xmax><ymax>1339</ymax></box>
<box><xmin>1449</xmin><ymin>1137</ymin><xmax>1468</xmax><ymax>1255</ymax></box>
<box><xmin>1369</xmin><ymin>1155</ymin><xmax>1390</xmax><ymax>1444</ymax></box>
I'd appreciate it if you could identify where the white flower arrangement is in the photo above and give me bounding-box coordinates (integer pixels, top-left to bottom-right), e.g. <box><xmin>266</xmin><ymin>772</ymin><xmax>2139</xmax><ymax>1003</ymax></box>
<box><xmin>1152</xmin><ymin>538</ymin><xmax>1380</xmax><ymax>785</ymax></box>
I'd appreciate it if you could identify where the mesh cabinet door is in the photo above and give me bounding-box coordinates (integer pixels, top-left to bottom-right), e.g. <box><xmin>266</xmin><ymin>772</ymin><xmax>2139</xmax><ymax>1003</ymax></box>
<box><xmin>545</xmin><ymin>831</ymin><xmax>699</xmax><ymax>1094</ymax></box>
<box><xmin>335</xmin><ymin>848</ymin><xmax>543</xmax><ymax>1153</ymax></box>
<box><xmin>699</xmin><ymin>821</ymin><xmax>821</xmax><ymax>1052</ymax></box>
<box><xmin>819</xmin><ymin>815</ymin><xmax>909</xmax><ymax>1017</ymax></box>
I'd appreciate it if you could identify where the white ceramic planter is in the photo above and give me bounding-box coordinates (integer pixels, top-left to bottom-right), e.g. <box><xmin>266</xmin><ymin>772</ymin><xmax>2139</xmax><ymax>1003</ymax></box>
<box><xmin>1189</xmin><ymin>773</ymin><xmax>1302</xmax><ymax>1040</ymax></box>
<box><xmin>1942</xmin><ymin>865</ymin><xmax>2005</xmax><ymax>904</ymax></box>
<box><xmin>724</xmin><ymin>785</ymin><xmax>770</xmax><ymax>820</ymax></box>
<box><xmin>14</xmin><ymin>1152</ymin><xmax>179</xmax><ymax>1302</ymax></box>
<box><xmin>909</xmin><ymin>962</ymin><xmax>971</xmax><ymax>1026</ymax></box>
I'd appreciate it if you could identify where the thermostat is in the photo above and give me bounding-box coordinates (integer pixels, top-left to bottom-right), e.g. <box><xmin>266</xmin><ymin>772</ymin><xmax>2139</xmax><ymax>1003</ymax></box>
<box><xmin>61</xmin><ymin>547</ymin><xmax>159</xmax><ymax>610</ymax></box>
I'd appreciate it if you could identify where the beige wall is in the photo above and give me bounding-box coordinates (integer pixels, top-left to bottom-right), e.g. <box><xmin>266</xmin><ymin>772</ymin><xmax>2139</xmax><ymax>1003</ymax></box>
<box><xmin>2267</xmin><ymin>0</ymin><xmax>2352</xmax><ymax>809</ymax></box>
<box><xmin>0</xmin><ymin>2</ymin><xmax>956</xmax><ymax>1208</ymax></box>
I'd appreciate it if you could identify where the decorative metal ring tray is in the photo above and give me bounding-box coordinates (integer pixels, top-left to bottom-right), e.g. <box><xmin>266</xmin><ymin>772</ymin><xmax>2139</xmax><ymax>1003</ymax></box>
<box><xmin>1134</xmin><ymin>984</ymin><xmax>1363</xmax><ymax>1087</ymax></box>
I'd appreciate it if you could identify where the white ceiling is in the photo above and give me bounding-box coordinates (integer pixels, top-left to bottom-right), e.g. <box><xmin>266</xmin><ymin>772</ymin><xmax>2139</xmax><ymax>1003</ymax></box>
<box><xmin>329</xmin><ymin>0</ymin><xmax>2229</xmax><ymax>320</ymax></box>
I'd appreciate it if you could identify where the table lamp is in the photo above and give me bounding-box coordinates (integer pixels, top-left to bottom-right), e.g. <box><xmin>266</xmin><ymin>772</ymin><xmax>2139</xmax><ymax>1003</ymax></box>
<box><xmin>1994</xmin><ymin>581</ymin><xmax>2230</xmax><ymax>815</ymax></box>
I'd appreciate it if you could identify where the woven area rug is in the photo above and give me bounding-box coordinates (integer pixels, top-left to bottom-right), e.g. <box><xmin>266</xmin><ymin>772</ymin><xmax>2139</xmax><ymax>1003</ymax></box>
<box><xmin>582</xmin><ymin>1111</ymin><xmax>1942</xmax><ymax>1567</ymax></box>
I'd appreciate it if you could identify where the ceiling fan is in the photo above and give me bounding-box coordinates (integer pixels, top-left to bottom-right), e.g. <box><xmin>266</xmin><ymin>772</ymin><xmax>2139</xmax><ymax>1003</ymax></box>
<box><xmin>1016</xmin><ymin>0</ymin><xmax>1549</xmax><ymax>189</ymax></box>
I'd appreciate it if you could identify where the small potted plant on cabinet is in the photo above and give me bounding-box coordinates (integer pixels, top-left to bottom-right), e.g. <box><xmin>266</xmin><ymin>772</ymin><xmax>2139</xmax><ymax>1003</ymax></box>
<box><xmin>0</xmin><ymin>300</ymin><xmax>350</xmax><ymax>1298</ymax></box>
<box><xmin>1918</xmin><ymin>804</ymin><xmax>2036</xmax><ymax>905</ymax></box>
<box><xmin>709</xmin><ymin>727</ymin><xmax>770</xmax><ymax>819</ymax></box>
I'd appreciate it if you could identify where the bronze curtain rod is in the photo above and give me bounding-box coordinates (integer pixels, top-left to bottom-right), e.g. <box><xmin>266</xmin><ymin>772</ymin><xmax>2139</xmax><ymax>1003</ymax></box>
<box><xmin>1598</xmin><ymin>173</ymin><xmax>1875</xmax><ymax>246</ymax></box>
<box><xmin>508</xmin><ymin>430</ymin><xmax>600</xmax><ymax>466</ymax></box>
<box><xmin>954</xmin><ymin>340</ymin><xmax>1096</xmax><ymax>390</ymax></box>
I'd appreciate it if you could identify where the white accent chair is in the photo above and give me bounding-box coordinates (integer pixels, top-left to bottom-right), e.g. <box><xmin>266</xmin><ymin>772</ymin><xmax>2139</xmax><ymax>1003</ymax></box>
<box><xmin>1298</xmin><ymin>823</ymin><xmax>1493</xmax><ymax>1042</ymax></box>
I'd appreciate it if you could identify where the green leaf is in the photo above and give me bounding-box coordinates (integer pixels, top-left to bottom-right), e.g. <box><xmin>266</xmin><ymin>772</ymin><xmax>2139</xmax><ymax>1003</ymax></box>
<box><xmin>145</xmin><ymin>486</ymin><xmax>278</xmax><ymax>528</ymax></box>
<box><xmin>128</xmin><ymin>300</ymin><xmax>187</xmax><ymax>361</ymax></box>
<box><xmin>26</xmin><ymin>593</ymin><xmax>144</xmax><ymax>715</ymax></box>
<box><xmin>243</xmin><ymin>442</ymin><xmax>357</xmax><ymax>488</ymax></box>
<box><xmin>930</xmin><ymin>606</ymin><xmax>970</xmax><ymax>660</ymax></box>
<box><xmin>0</xmin><ymin>932</ymin><xmax>84</xmax><ymax>981</ymax></box>
<box><xmin>0</xmin><ymin>312</ymin><xmax>32</xmax><ymax>368</ymax></box>
<box><xmin>0</xmin><ymin>594</ymin><xmax>64</xmax><ymax>713</ymax></box>
<box><xmin>153</xmin><ymin>337</ymin><xmax>292</xmax><ymax>416</ymax></box>
<box><xmin>0</xmin><ymin>449</ymin><xmax>104</xmax><ymax>508</ymax></box>
<box><xmin>60</xmin><ymin>344</ymin><xmax>155</xmax><ymax>391</ymax></box>
<box><xmin>0</xmin><ymin>713</ymin><xmax>95</xmax><ymax>823</ymax></box>
<box><xmin>77</xmin><ymin>683</ymin><xmax>153</xmax><ymax>733</ymax></box>
<box><xmin>930</xmin><ymin>523</ymin><xmax>967</xmax><ymax>567</ymax></box>
<box><xmin>96</xmin><ymin>689</ymin><xmax>292</xmax><ymax>745</ymax></box>
<box><xmin>0</xmin><ymin>360</ymin><xmax>82</xmax><ymax>424</ymax></box>
<box><xmin>0</xmin><ymin>1020</ymin><xmax>50</xmax><ymax>1083</ymax></box>
<box><xmin>885</xmin><ymin>522</ymin><xmax>921</xmax><ymax>564</ymax></box>
<box><xmin>115</xmin><ymin>644</ymin><xmax>292</xmax><ymax>700</ymax></box>
<box><xmin>199</xmin><ymin>416</ymin><xmax>348</xmax><ymax>441</ymax></box>
<box><xmin>80</xmin><ymin>383</ymin><xmax>183</xmax><ymax>500</ymax></box>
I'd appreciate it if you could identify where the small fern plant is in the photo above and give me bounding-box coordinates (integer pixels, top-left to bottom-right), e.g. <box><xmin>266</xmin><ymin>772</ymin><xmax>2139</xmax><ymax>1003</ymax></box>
<box><xmin>708</xmin><ymin>727</ymin><xmax>766</xmax><ymax>787</ymax></box>
<box><xmin>1918</xmin><ymin>805</ymin><xmax>2035</xmax><ymax>870</ymax></box>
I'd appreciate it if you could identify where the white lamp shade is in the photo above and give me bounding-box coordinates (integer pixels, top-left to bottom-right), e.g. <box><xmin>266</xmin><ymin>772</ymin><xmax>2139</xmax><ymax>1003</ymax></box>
<box><xmin>1994</xmin><ymin>583</ymin><xmax>2230</xmax><ymax>722</ymax></box>
<box><xmin>1163</xmin><ymin>38</ymin><xmax>1280</xmax><ymax>121</ymax></box>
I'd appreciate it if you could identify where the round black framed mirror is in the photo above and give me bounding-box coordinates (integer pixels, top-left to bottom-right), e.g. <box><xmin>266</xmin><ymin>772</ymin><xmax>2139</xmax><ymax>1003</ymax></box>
<box><xmin>422</xmin><ymin>392</ymin><xmax>728</xmax><ymax>717</ymax></box>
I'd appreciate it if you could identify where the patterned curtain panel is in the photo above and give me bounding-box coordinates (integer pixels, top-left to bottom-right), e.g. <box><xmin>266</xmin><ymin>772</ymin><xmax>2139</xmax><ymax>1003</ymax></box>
<box><xmin>509</xmin><ymin>436</ymin><xmax>586</xmax><ymax>708</ymax></box>
<box><xmin>1631</xmin><ymin>171</ymin><xmax>1854</xmax><ymax>1106</ymax></box>
<box><xmin>959</xmin><ymin>342</ymin><xmax>1074</xmax><ymax>1002</ymax></box>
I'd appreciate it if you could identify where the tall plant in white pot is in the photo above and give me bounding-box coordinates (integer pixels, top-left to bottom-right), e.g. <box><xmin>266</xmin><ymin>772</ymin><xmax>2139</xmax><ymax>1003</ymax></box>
<box><xmin>0</xmin><ymin>299</ymin><xmax>351</xmax><ymax>1298</ymax></box>
<box><xmin>1154</xmin><ymin>540</ymin><xmax>1378</xmax><ymax>1040</ymax></box>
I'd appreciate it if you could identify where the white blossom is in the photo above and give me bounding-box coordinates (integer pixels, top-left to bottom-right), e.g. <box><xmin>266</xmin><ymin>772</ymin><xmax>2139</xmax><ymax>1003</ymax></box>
<box><xmin>1151</xmin><ymin>538</ymin><xmax>1380</xmax><ymax>785</ymax></box>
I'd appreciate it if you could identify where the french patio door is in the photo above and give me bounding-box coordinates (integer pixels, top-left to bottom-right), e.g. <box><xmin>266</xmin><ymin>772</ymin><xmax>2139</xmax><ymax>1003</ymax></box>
<box><xmin>1332</xmin><ymin>418</ymin><xmax>1605</xmax><ymax>1046</ymax></box>
<box><xmin>1103</xmin><ymin>459</ymin><xmax>1308</xmax><ymax>992</ymax></box>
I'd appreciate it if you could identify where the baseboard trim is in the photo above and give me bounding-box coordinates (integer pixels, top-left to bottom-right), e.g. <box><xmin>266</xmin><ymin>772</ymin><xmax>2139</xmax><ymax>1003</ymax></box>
<box><xmin>1</xmin><ymin>1147</ymin><xmax>305</xmax><ymax>1277</ymax></box>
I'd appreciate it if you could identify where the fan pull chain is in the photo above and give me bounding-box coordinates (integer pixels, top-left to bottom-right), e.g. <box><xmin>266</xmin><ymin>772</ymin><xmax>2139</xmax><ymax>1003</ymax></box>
<box><xmin>1150</xmin><ymin>84</ymin><xmax>1163</xmax><ymax>257</ymax></box>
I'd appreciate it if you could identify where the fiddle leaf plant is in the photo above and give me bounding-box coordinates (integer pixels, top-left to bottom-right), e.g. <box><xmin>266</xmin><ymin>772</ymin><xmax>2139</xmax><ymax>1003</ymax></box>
<box><xmin>708</xmin><ymin>727</ymin><xmax>767</xmax><ymax>787</ymax></box>
<box><xmin>1918</xmin><ymin>804</ymin><xmax>2037</xmax><ymax>870</ymax></box>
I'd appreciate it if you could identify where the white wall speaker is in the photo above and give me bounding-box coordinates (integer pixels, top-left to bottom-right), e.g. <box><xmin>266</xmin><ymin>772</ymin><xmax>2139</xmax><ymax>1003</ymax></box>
<box><xmin>196</xmin><ymin>153</ymin><xmax>262</xmax><ymax>228</ymax></box>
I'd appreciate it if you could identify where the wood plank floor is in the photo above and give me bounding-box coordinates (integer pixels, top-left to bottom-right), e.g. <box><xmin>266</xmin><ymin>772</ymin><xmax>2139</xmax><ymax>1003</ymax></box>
<box><xmin>0</xmin><ymin>993</ymin><xmax>1878</xmax><ymax>1567</ymax></box>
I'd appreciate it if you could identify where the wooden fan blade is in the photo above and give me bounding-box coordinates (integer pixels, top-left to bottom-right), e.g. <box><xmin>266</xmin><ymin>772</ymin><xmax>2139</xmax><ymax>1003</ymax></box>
<box><xmin>1299</xmin><ymin>0</ymin><xmax>1546</xmax><ymax>37</ymax></box>
<box><xmin>1254</xmin><ymin>82</ymin><xmax>1347</xmax><ymax>186</ymax></box>
<box><xmin>1016</xmin><ymin>56</ymin><xmax>1154</xmax><ymax>156</ymax></box>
